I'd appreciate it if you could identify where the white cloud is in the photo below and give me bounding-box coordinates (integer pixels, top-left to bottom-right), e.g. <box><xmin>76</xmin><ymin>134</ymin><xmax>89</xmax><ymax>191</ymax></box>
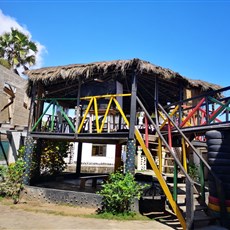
<box><xmin>0</xmin><ymin>9</ymin><xmax>46</xmax><ymax>70</ymax></box>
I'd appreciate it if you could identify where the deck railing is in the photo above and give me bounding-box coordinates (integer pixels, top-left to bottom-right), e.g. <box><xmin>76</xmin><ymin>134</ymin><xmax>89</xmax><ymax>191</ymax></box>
<box><xmin>30</xmin><ymin>94</ymin><xmax>131</xmax><ymax>134</ymax></box>
<box><xmin>162</xmin><ymin>86</ymin><xmax>230</xmax><ymax>130</ymax></box>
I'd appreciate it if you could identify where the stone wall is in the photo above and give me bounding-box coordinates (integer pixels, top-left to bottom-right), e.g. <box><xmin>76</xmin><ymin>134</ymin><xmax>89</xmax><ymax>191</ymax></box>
<box><xmin>0</xmin><ymin>65</ymin><xmax>29</xmax><ymax>127</ymax></box>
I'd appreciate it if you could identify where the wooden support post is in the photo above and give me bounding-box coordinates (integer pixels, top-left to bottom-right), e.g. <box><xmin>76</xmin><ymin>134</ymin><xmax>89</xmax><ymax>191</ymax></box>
<box><xmin>128</xmin><ymin>70</ymin><xmax>137</xmax><ymax>140</ymax></box>
<box><xmin>33</xmin><ymin>138</ymin><xmax>42</xmax><ymax>180</ymax></box>
<box><xmin>126</xmin><ymin>68</ymin><xmax>137</xmax><ymax>174</ymax></box>
<box><xmin>23</xmin><ymin>136</ymin><xmax>34</xmax><ymax>185</ymax></box>
<box><xmin>181</xmin><ymin>137</ymin><xmax>187</xmax><ymax>172</ymax></box>
<box><xmin>158</xmin><ymin>138</ymin><xmax>162</xmax><ymax>172</ymax></box>
<box><xmin>114</xmin><ymin>144</ymin><xmax>122</xmax><ymax>172</ymax></box>
<box><xmin>178</xmin><ymin>82</ymin><xmax>183</xmax><ymax>125</ymax></box>
<box><xmin>173</xmin><ymin>162</ymin><xmax>178</xmax><ymax>202</ymax></box>
<box><xmin>205</xmin><ymin>96</ymin><xmax>209</xmax><ymax>124</ymax></box>
<box><xmin>154</xmin><ymin>76</ymin><xmax>159</xmax><ymax>127</ymax></box>
<box><xmin>126</xmin><ymin>139</ymin><xmax>136</xmax><ymax>174</ymax></box>
<box><xmin>36</xmin><ymin>82</ymin><xmax>44</xmax><ymax>131</ymax></box>
<box><xmin>75</xmin><ymin>78</ymin><xmax>81</xmax><ymax>135</ymax></box>
<box><xmin>168</xmin><ymin>119</ymin><xmax>177</xmax><ymax>202</ymax></box>
<box><xmin>144</xmin><ymin>115</ymin><xmax>149</xmax><ymax>148</ymax></box>
<box><xmin>27</xmin><ymin>84</ymin><xmax>36</xmax><ymax>132</ymax></box>
<box><xmin>199</xmin><ymin>160</ymin><xmax>205</xmax><ymax>204</ymax></box>
<box><xmin>76</xmin><ymin>142</ymin><xmax>82</xmax><ymax>176</ymax></box>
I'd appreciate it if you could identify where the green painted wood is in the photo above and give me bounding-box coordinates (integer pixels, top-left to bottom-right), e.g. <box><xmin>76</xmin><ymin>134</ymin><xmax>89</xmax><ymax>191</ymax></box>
<box><xmin>31</xmin><ymin>101</ymin><xmax>52</xmax><ymax>131</ymax></box>
<box><xmin>51</xmin><ymin>101</ymin><xmax>56</xmax><ymax>131</ymax></box>
<box><xmin>199</xmin><ymin>161</ymin><xmax>205</xmax><ymax>204</ymax></box>
<box><xmin>173</xmin><ymin>162</ymin><xmax>178</xmax><ymax>202</ymax></box>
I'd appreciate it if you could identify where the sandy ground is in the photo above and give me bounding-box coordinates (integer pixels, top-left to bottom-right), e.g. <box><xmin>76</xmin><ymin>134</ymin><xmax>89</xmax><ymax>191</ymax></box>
<box><xmin>0</xmin><ymin>199</ymin><xmax>227</xmax><ymax>230</ymax></box>
<box><xmin>0</xmin><ymin>200</ymin><xmax>174</xmax><ymax>230</ymax></box>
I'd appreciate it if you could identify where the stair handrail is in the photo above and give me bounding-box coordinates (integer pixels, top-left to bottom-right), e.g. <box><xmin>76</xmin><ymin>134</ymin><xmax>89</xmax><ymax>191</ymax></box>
<box><xmin>136</xmin><ymin>96</ymin><xmax>194</xmax><ymax>229</ymax></box>
<box><xmin>164</xmin><ymin>86</ymin><xmax>230</xmax><ymax>127</ymax></box>
<box><xmin>157</xmin><ymin>103</ymin><xmax>228</xmax><ymax>228</ymax></box>
<box><xmin>164</xmin><ymin>86</ymin><xmax>230</xmax><ymax>109</ymax></box>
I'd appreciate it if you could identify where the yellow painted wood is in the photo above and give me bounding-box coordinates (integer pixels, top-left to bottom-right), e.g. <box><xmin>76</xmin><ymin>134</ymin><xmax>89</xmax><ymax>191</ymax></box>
<box><xmin>113</xmin><ymin>98</ymin><xmax>130</xmax><ymax>127</ymax></box>
<box><xmin>80</xmin><ymin>93</ymin><xmax>131</xmax><ymax>100</ymax></box>
<box><xmin>135</xmin><ymin>127</ymin><xmax>186</xmax><ymax>230</ymax></box>
<box><xmin>77</xmin><ymin>97</ymin><xmax>93</xmax><ymax>133</ymax></box>
<box><xmin>93</xmin><ymin>97</ymin><xmax>100</xmax><ymax>133</ymax></box>
<box><xmin>99</xmin><ymin>97</ymin><xmax>113</xmax><ymax>133</ymax></box>
<box><xmin>160</xmin><ymin>105</ymin><xmax>179</xmax><ymax>130</ymax></box>
<box><xmin>182</xmin><ymin>137</ymin><xmax>187</xmax><ymax>172</ymax></box>
<box><xmin>181</xmin><ymin>116</ymin><xmax>192</xmax><ymax>127</ymax></box>
<box><xmin>157</xmin><ymin>137</ymin><xmax>162</xmax><ymax>173</ymax></box>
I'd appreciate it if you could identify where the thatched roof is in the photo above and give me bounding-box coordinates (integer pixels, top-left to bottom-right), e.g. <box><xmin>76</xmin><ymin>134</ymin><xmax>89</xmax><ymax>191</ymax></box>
<box><xmin>25</xmin><ymin>58</ymin><xmax>222</xmax><ymax>111</ymax></box>
<box><xmin>25</xmin><ymin>58</ymin><xmax>220</xmax><ymax>91</ymax></box>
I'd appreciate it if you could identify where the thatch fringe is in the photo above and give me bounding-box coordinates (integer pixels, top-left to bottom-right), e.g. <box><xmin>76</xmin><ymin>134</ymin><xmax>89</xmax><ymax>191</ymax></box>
<box><xmin>25</xmin><ymin>58</ymin><xmax>221</xmax><ymax>91</ymax></box>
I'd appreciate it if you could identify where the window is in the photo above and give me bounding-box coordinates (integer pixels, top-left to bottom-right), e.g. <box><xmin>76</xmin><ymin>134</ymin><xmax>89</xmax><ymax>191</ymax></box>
<box><xmin>92</xmin><ymin>144</ymin><xmax>106</xmax><ymax>157</ymax></box>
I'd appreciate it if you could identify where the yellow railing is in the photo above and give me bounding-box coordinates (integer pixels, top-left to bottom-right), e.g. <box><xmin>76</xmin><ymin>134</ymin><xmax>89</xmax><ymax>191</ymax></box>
<box><xmin>77</xmin><ymin>94</ymin><xmax>131</xmax><ymax>133</ymax></box>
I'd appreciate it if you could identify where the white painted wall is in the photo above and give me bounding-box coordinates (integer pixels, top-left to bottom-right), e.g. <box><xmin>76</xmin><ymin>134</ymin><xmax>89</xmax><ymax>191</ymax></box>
<box><xmin>73</xmin><ymin>143</ymin><xmax>116</xmax><ymax>165</ymax></box>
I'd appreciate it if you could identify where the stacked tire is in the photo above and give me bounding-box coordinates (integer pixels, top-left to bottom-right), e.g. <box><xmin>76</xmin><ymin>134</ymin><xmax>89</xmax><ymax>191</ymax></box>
<box><xmin>205</xmin><ymin>130</ymin><xmax>230</xmax><ymax>219</ymax></box>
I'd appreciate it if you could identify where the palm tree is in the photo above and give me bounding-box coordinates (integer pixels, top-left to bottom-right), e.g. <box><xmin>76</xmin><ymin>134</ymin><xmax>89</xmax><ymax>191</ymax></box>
<box><xmin>0</xmin><ymin>28</ymin><xmax>37</xmax><ymax>74</ymax></box>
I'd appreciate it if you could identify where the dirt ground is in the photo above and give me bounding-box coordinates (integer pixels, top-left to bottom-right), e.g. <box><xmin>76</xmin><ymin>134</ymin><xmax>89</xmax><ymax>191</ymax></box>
<box><xmin>0</xmin><ymin>199</ymin><xmax>175</xmax><ymax>230</ymax></box>
<box><xmin>0</xmin><ymin>199</ymin><xmax>227</xmax><ymax>230</ymax></box>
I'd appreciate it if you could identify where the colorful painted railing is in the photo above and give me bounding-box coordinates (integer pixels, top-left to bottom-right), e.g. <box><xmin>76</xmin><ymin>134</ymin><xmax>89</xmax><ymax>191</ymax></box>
<box><xmin>163</xmin><ymin>86</ymin><xmax>230</xmax><ymax>130</ymax></box>
<box><xmin>31</xmin><ymin>94</ymin><xmax>131</xmax><ymax>134</ymax></box>
<box><xmin>136</xmin><ymin>96</ymin><xmax>227</xmax><ymax>229</ymax></box>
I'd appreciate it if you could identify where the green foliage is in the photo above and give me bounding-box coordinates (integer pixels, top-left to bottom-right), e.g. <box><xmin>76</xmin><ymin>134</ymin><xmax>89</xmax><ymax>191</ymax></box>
<box><xmin>0</xmin><ymin>159</ymin><xmax>26</xmax><ymax>203</ymax></box>
<box><xmin>188</xmin><ymin>163</ymin><xmax>199</xmax><ymax>182</ymax></box>
<box><xmin>0</xmin><ymin>28</ymin><xmax>37</xmax><ymax>74</ymax></box>
<box><xmin>91</xmin><ymin>211</ymin><xmax>150</xmax><ymax>221</ymax></box>
<box><xmin>97</xmin><ymin>170</ymin><xmax>146</xmax><ymax>215</ymax></box>
<box><xmin>39</xmin><ymin>140</ymin><xmax>71</xmax><ymax>176</ymax></box>
<box><xmin>18</xmin><ymin>141</ymin><xmax>71</xmax><ymax>177</ymax></box>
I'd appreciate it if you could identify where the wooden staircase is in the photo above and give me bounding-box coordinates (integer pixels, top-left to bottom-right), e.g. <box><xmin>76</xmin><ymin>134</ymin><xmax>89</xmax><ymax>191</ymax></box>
<box><xmin>136</xmin><ymin>127</ymin><xmax>220</xmax><ymax>229</ymax></box>
<box><xmin>135</xmin><ymin>98</ymin><xmax>228</xmax><ymax>229</ymax></box>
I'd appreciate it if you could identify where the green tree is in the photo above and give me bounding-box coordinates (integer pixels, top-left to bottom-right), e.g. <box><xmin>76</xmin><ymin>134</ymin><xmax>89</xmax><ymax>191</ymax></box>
<box><xmin>0</xmin><ymin>28</ymin><xmax>37</xmax><ymax>74</ymax></box>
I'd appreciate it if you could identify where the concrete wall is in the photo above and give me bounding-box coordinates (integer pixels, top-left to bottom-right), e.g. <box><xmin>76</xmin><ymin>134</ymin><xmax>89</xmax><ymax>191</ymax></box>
<box><xmin>68</xmin><ymin>143</ymin><xmax>116</xmax><ymax>173</ymax></box>
<box><xmin>0</xmin><ymin>65</ymin><xmax>29</xmax><ymax>127</ymax></box>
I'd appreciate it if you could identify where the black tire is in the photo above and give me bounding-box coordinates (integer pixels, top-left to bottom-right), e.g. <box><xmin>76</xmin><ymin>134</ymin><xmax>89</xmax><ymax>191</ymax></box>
<box><xmin>207</xmin><ymin>144</ymin><xmax>230</xmax><ymax>153</ymax></box>
<box><xmin>208</xmin><ymin>151</ymin><xmax>230</xmax><ymax>159</ymax></box>
<box><xmin>208</xmin><ymin>158</ymin><xmax>230</xmax><ymax>166</ymax></box>
<box><xmin>208</xmin><ymin>186</ymin><xmax>230</xmax><ymax>199</ymax></box>
<box><xmin>209</xmin><ymin>190</ymin><xmax>230</xmax><ymax>199</ymax></box>
<box><xmin>208</xmin><ymin>173</ymin><xmax>230</xmax><ymax>183</ymax></box>
<box><xmin>210</xmin><ymin>165</ymin><xmax>230</xmax><ymax>174</ymax></box>
<box><xmin>207</xmin><ymin>138</ymin><xmax>230</xmax><ymax>145</ymax></box>
<box><xmin>206</xmin><ymin>130</ymin><xmax>230</xmax><ymax>139</ymax></box>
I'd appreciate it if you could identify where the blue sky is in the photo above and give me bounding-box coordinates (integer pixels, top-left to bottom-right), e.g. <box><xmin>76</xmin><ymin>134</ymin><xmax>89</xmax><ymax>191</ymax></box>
<box><xmin>0</xmin><ymin>0</ymin><xmax>230</xmax><ymax>87</ymax></box>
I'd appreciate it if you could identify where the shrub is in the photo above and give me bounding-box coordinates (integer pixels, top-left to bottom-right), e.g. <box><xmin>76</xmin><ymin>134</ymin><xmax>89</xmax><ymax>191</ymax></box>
<box><xmin>0</xmin><ymin>159</ymin><xmax>26</xmax><ymax>203</ymax></box>
<box><xmin>97</xmin><ymin>170</ymin><xmax>146</xmax><ymax>215</ymax></box>
<box><xmin>39</xmin><ymin>140</ymin><xmax>71</xmax><ymax>175</ymax></box>
<box><xmin>18</xmin><ymin>140</ymin><xmax>71</xmax><ymax>177</ymax></box>
<box><xmin>188</xmin><ymin>163</ymin><xmax>199</xmax><ymax>182</ymax></box>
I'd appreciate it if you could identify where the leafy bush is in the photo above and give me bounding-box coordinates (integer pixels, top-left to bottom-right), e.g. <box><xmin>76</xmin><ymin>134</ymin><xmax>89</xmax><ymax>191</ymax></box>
<box><xmin>188</xmin><ymin>163</ymin><xmax>199</xmax><ymax>182</ymax></box>
<box><xmin>39</xmin><ymin>140</ymin><xmax>71</xmax><ymax>175</ymax></box>
<box><xmin>18</xmin><ymin>140</ymin><xmax>71</xmax><ymax>177</ymax></box>
<box><xmin>97</xmin><ymin>170</ymin><xmax>146</xmax><ymax>215</ymax></box>
<box><xmin>0</xmin><ymin>159</ymin><xmax>26</xmax><ymax>203</ymax></box>
<box><xmin>0</xmin><ymin>165</ymin><xmax>7</xmax><ymax>181</ymax></box>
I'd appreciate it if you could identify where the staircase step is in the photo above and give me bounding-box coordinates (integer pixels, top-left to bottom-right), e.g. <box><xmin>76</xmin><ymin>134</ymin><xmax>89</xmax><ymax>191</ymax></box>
<box><xmin>163</xmin><ymin>157</ymin><xmax>174</xmax><ymax>160</ymax></box>
<box><xmin>193</xmin><ymin>211</ymin><xmax>218</xmax><ymax>226</ymax></box>
<box><xmin>163</xmin><ymin>173</ymin><xmax>186</xmax><ymax>179</ymax></box>
<box><xmin>164</xmin><ymin>165</ymin><xmax>175</xmax><ymax>168</ymax></box>
<box><xmin>195</xmin><ymin>205</ymin><xmax>207</xmax><ymax>211</ymax></box>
